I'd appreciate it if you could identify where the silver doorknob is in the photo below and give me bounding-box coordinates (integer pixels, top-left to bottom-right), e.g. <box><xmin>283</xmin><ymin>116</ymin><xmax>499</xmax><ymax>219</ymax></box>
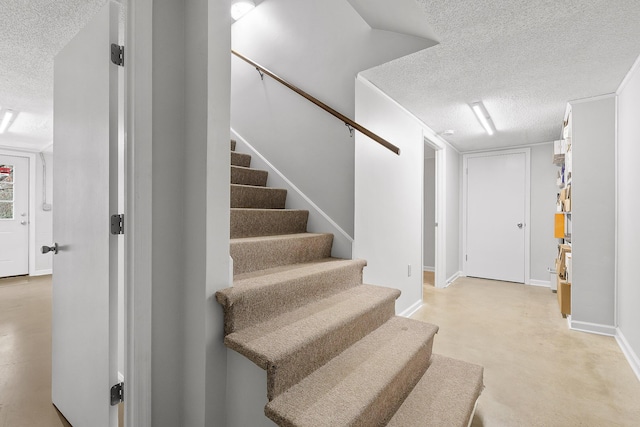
<box><xmin>20</xmin><ymin>220</ymin><xmax>27</xmax><ymax>225</ymax></box>
<box><xmin>517</xmin><ymin>223</ymin><xmax>523</xmax><ymax>229</ymax></box>
<box><xmin>41</xmin><ymin>243</ymin><xmax>59</xmax><ymax>255</ymax></box>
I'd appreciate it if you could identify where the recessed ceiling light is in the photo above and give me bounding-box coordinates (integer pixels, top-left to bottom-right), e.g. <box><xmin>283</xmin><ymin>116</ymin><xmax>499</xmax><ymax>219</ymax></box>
<box><xmin>231</xmin><ymin>0</ymin><xmax>255</xmax><ymax>21</ymax></box>
<box><xmin>0</xmin><ymin>110</ymin><xmax>15</xmax><ymax>134</ymax></box>
<box><xmin>470</xmin><ymin>102</ymin><xmax>496</xmax><ymax>136</ymax></box>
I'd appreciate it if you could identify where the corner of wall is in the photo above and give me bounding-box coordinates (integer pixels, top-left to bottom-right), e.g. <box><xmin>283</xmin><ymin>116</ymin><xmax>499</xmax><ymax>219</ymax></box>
<box><xmin>616</xmin><ymin>328</ymin><xmax>640</xmax><ymax>382</ymax></box>
<box><xmin>398</xmin><ymin>299</ymin><xmax>423</xmax><ymax>318</ymax></box>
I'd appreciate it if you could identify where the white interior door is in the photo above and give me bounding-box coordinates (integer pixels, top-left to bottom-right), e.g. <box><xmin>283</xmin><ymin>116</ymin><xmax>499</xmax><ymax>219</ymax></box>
<box><xmin>51</xmin><ymin>2</ymin><xmax>120</xmax><ymax>426</ymax></box>
<box><xmin>465</xmin><ymin>151</ymin><xmax>527</xmax><ymax>283</ymax></box>
<box><xmin>0</xmin><ymin>155</ymin><xmax>29</xmax><ymax>277</ymax></box>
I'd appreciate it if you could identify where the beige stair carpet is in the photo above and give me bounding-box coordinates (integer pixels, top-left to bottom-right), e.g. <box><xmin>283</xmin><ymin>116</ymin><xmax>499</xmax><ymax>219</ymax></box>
<box><xmin>218</xmin><ymin>140</ymin><xmax>484</xmax><ymax>426</ymax></box>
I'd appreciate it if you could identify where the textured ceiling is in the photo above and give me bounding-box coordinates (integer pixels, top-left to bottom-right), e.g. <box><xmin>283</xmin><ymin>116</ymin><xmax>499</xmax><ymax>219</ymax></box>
<box><xmin>0</xmin><ymin>0</ymin><xmax>111</xmax><ymax>151</ymax></box>
<box><xmin>361</xmin><ymin>0</ymin><xmax>640</xmax><ymax>152</ymax></box>
<box><xmin>346</xmin><ymin>0</ymin><xmax>438</xmax><ymax>42</ymax></box>
<box><xmin>3</xmin><ymin>1</ymin><xmax>640</xmax><ymax>153</ymax></box>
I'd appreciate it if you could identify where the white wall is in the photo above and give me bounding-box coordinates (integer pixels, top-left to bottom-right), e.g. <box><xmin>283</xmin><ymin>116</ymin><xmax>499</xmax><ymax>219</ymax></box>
<box><xmin>616</xmin><ymin>59</ymin><xmax>640</xmax><ymax>376</ymax></box>
<box><xmin>570</xmin><ymin>95</ymin><xmax>616</xmax><ymax>332</ymax></box>
<box><xmin>354</xmin><ymin>77</ymin><xmax>424</xmax><ymax>315</ymax></box>
<box><xmin>231</xmin><ymin>130</ymin><xmax>353</xmax><ymax>259</ymax></box>
<box><xmin>34</xmin><ymin>151</ymin><xmax>53</xmax><ymax>274</ymax></box>
<box><xmin>423</xmin><ymin>156</ymin><xmax>435</xmax><ymax>270</ymax></box>
<box><xmin>529</xmin><ymin>143</ymin><xmax>558</xmax><ymax>283</ymax></box>
<box><xmin>230</xmin><ymin>0</ymin><xmax>434</xmax><ymax>237</ymax></box>
<box><xmin>127</xmin><ymin>0</ymin><xmax>231</xmax><ymax>425</ymax></box>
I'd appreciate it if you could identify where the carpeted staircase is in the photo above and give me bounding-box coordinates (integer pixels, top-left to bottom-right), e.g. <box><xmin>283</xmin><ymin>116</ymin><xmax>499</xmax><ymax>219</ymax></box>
<box><xmin>216</xmin><ymin>140</ymin><xmax>484</xmax><ymax>426</ymax></box>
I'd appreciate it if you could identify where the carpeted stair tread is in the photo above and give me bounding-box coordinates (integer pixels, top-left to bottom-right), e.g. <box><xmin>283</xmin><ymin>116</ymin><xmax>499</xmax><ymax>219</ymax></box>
<box><xmin>231</xmin><ymin>139</ymin><xmax>236</xmax><ymax>151</ymax></box>
<box><xmin>231</xmin><ymin>233</ymin><xmax>333</xmax><ymax>275</ymax></box>
<box><xmin>217</xmin><ymin>258</ymin><xmax>367</xmax><ymax>334</ymax></box>
<box><xmin>265</xmin><ymin>317</ymin><xmax>439</xmax><ymax>427</ymax></box>
<box><xmin>387</xmin><ymin>354</ymin><xmax>484</xmax><ymax>427</ymax></box>
<box><xmin>231</xmin><ymin>151</ymin><xmax>251</xmax><ymax>167</ymax></box>
<box><xmin>231</xmin><ymin>165</ymin><xmax>268</xmax><ymax>187</ymax></box>
<box><xmin>225</xmin><ymin>284</ymin><xmax>400</xmax><ymax>399</ymax></box>
<box><xmin>231</xmin><ymin>208</ymin><xmax>309</xmax><ymax>238</ymax></box>
<box><xmin>231</xmin><ymin>184</ymin><xmax>287</xmax><ymax>209</ymax></box>
<box><xmin>233</xmin><ymin>257</ymin><xmax>344</xmax><ymax>281</ymax></box>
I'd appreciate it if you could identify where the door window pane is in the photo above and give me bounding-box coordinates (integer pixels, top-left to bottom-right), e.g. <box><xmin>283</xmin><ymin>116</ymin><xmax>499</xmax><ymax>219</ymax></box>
<box><xmin>0</xmin><ymin>165</ymin><xmax>14</xmax><ymax>219</ymax></box>
<box><xmin>0</xmin><ymin>202</ymin><xmax>12</xmax><ymax>219</ymax></box>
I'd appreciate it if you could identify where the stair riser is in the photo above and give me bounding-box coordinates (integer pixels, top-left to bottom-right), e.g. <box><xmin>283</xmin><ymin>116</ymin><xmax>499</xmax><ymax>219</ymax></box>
<box><xmin>221</xmin><ymin>263</ymin><xmax>365</xmax><ymax>334</ymax></box>
<box><xmin>231</xmin><ymin>235</ymin><xmax>333</xmax><ymax>275</ymax></box>
<box><xmin>231</xmin><ymin>209</ymin><xmax>308</xmax><ymax>239</ymax></box>
<box><xmin>266</xmin><ymin>296</ymin><xmax>397</xmax><ymax>400</ymax></box>
<box><xmin>361</xmin><ymin>341</ymin><xmax>433</xmax><ymax>426</ymax></box>
<box><xmin>231</xmin><ymin>151</ymin><xmax>251</xmax><ymax>167</ymax></box>
<box><xmin>231</xmin><ymin>166</ymin><xmax>268</xmax><ymax>187</ymax></box>
<box><xmin>264</xmin><ymin>317</ymin><xmax>439</xmax><ymax>427</ymax></box>
<box><xmin>231</xmin><ymin>185</ymin><xmax>287</xmax><ymax>209</ymax></box>
<box><xmin>387</xmin><ymin>355</ymin><xmax>484</xmax><ymax>427</ymax></box>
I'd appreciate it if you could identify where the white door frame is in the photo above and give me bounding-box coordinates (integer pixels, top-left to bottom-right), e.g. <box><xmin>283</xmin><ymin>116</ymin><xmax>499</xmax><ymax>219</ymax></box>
<box><xmin>0</xmin><ymin>148</ymin><xmax>37</xmax><ymax>276</ymax></box>
<box><xmin>462</xmin><ymin>147</ymin><xmax>531</xmax><ymax>284</ymax></box>
<box><xmin>422</xmin><ymin>131</ymin><xmax>448</xmax><ymax>289</ymax></box>
<box><xmin>126</xmin><ymin>1</ymin><xmax>152</xmax><ymax>426</ymax></box>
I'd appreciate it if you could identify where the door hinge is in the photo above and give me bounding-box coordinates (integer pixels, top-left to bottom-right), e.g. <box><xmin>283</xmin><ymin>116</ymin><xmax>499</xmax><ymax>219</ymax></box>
<box><xmin>466</xmin><ymin>254</ymin><xmax>468</xmax><ymax>261</ymax></box>
<box><xmin>110</xmin><ymin>382</ymin><xmax>124</xmax><ymax>406</ymax></box>
<box><xmin>111</xmin><ymin>214</ymin><xmax>124</xmax><ymax>235</ymax></box>
<box><xmin>111</xmin><ymin>43</ymin><xmax>124</xmax><ymax>67</ymax></box>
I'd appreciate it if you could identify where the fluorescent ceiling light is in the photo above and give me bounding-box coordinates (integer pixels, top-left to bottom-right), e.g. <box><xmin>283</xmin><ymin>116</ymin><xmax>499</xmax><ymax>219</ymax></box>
<box><xmin>0</xmin><ymin>110</ymin><xmax>14</xmax><ymax>134</ymax></box>
<box><xmin>231</xmin><ymin>0</ymin><xmax>255</xmax><ymax>21</ymax></box>
<box><xmin>470</xmin><ymin>102</ymin><xmax>495</xmax><ymax>136</ymax></box>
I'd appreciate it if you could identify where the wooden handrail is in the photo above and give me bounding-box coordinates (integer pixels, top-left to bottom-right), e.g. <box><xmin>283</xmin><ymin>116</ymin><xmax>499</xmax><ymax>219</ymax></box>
<box><xmin>232</xmin><ymin>50</ymin><xmax>400</xmax><ymax>155</ymax></box>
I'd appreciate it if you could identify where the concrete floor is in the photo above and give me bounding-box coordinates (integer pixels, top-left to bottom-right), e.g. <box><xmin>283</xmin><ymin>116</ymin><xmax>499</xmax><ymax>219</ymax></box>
<box><xmin>0</xmin><ymin>275</ymin><xmax>71</xmax><ymax>427</ymax></box>
<box><xmin>2</xmin><ymin>274</ymin><xmax>639</xmax><ymax>426</ymax></box>
<box><xmin>412</xmin><ymin>276</ymin><xmax>640</xmax><ymax>426</ymax></box>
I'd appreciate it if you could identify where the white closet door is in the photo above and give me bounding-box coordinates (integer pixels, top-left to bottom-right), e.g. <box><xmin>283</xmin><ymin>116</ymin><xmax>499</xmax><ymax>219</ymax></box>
<box><xmin>466</xmin><ymin>152</ymin><xmax>526</xmax><ymax>283</ymax></box>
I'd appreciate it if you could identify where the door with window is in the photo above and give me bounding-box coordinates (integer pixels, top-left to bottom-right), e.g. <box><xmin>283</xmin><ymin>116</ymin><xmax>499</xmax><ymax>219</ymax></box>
<box><xmin>0</xmin><ymin>155</ymin><xmax>29</xmax><ymax>278</ymax></box>
<box><xmin>464</xmin><ymin>150</ymin><xmax>529</xmax><ymax>283</ymax></box>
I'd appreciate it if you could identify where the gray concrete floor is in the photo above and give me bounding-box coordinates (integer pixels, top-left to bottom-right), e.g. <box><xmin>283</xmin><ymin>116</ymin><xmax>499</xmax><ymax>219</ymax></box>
<box><xmin>2</xmin><ymin>274</ymin><xmax>639</xmax><ymax>426</ymax></box>
<box><xmin>0</xmin><ymin>275</ymin><xmax>71</xmax><ymax>427</ymax></box>
<box><xmin>0</xmin><ymin>275</ymin><xmax>123</xmax><ymax>427</ymax></box>
<box><xmin>412</xmin><ymin>276</ymin><xmax>640</xmax><ymax>426</ymax></box>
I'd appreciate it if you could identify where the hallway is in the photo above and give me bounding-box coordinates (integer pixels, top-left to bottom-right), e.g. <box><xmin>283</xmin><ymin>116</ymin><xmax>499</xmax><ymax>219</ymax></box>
<box><xmin>414</xmin><ymin>277</ymin><xmax>640</xmax><ymax>426</ymax></box>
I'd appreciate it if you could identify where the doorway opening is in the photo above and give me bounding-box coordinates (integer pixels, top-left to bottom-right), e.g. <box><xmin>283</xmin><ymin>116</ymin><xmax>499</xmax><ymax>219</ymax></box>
<box><xmin>423</xmin><ymin>135</ymin><xmax>446</xmax><ymax>289</ymax></box>
<box><xmin>0</xmin><ymin>151</ymin><xmax>38</xmax><ymax>278</ymax></box>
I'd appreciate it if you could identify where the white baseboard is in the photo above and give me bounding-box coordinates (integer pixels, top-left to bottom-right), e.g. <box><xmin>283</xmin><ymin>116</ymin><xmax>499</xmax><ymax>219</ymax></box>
<box><xmin>446</xmin><ymin>271</ymin><xmax>462</xmax><ymax>286</ymax></box>
<box><xmin>616</xmin><ymin>328</ymin><xmax>640</xmax><ymax>382</ymax></box>
<box><xmin>399</xmin><ymin>300</ymin><xmax>423</xmax><ymax>318</ymax></box>
<box><xmin>570</xmin><ymin>320</ymin><xmax>616</xmax><ymax>337</ymax></box>
<box><xmin>231</xmin><ymin>129</ymin><xmax>353</xmax><ymax>259</ymax></box>
<box><xmin>422</xmin><ymin>266</ymin><xmax>434</xmax><ymax>272</ymax></box>
<box><xmin>528</xmin><ymin>279</ymin><xmax>550</xmax><ymax>288</ymax></box>
<box><xmin>32</xmin><ymin>269</ymin><xmax>52</xmax><ymax>276</ymax></box>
